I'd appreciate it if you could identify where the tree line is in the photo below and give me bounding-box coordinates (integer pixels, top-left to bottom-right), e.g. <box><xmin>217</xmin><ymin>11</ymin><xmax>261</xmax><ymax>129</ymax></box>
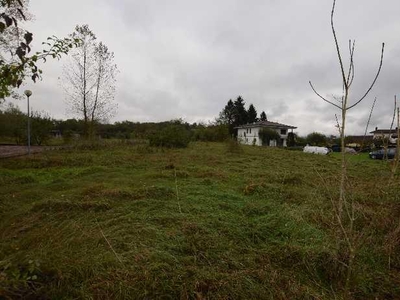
<box><xmin>0</xmin><ymin>103</ymin><xmax>351</xmax><ymax>148</ymax></box>
<box><xmin>0</xmin><ymin>104</ymin><xmax>226</xmax><ymax>145</ymax></box>
<box><xmin>217</xmin><ymin>96</ymin><xmax>267</xmax><ymax>136</ymax></box>
<box><xmin>0</xmin><ymin>103</ymin><xmax>54</xmax><ymax>145</ymax></box>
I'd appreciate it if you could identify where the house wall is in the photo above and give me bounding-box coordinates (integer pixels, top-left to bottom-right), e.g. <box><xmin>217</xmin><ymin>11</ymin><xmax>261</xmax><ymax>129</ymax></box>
<box><xmin>373</xmin><ymin>132</ymin><xmax>398</xmax><ymax>144</ymax></box>
<box><xmin>373</xmin><ymin>133</ymin><xmax>390</xmax><ymax>139</ymax></box>
<box><xmin>237</xmin><ymin>127</ymin><xmax>262</xmax><ymax>146</ymax></box>
<box><xmin>237</xmin><ymin>127</ymin><xmax>289</xmax><ymax>147</ymax></box>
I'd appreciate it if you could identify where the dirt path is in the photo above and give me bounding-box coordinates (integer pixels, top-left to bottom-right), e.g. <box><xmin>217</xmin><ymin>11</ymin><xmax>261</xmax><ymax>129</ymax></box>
<box><xmin>0</xmin><ymin>145</ymin><xmax>47</xmax><ymax>158</ymax></box>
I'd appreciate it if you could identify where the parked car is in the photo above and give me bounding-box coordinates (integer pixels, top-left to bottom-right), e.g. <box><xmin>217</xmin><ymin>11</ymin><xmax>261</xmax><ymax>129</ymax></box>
<box><xmin>331</xmin><ymin>144</ymin><xmax>341</xmax><ymax>152</ymax></box>
<box><xmin>369</xmin><ymin>148</ymin><xmax>397</xmax><ymax>160</ymax></box>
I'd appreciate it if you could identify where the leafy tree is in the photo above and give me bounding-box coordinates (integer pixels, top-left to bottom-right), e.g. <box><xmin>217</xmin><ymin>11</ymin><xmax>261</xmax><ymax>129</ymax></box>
<box><xmin>31</xmin><ymin>111</ymin><xmax>53</xmax><ymax>145</ymax></box>
<box><xmin>0</xmin><ymin>0</ymin><xmax>32</xmax><ymax>57</ymax></box>
<box><xmin>55</xmin><ymin>118</ymin><xmax>84</xmax><ymax>135</ymax></box>
<box><xmin>260</xmin><ymin>111</ymin><xmax>267</xmax><ymax>121</ymax></box>
<box><xmin>0</xmin><ymin>102</ymin><xmax>24</xmax><ymax>143</ymax></box>
<box><xmin>247</xmin><ymin>104</ymin><xmax>258</xmax><ymax>123</ymax></box>
<box><xmin>295</xmin><ymin>135</ymin><xmax>307</xmax><ymax>147</ymax></box>
<box><xmin>100</xmin><ymin>120</ymin><xmax>135</xmax><ymax>139</ymax></box>
<box><xmin>306</xmin><ymin>132</ymin><xmax>327</xmax><ymax>146</ymax></box>
<box><xmin>0</xmin><ymin>0</ymin><xmax>80</xmax><ymax>99</ymax></box>
<box><xmin>0</xmin><ymin>102</ymin><xmax>55</xmax><ymax>145</ymax></box>
<box><xmin>63</xmin><ymin>25</ymin><xmax>118</xmax><ymax>138</ymax></box>
<box><xmin>258</xmin><ymin>128</ymin><xmax>280</xmax><ymax>146</ymax></box>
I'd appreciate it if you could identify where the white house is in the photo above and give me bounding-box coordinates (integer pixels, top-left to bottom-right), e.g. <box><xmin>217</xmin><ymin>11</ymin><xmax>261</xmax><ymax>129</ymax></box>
<box><xmin>235</xmin><ymin>120</ymin><xmax>297</xmax><ymax>147</ymax></box>
<box><xmin>370</xmin><ymin>127</ymin><xmax>398</xmax><ymax>144</ymax></box>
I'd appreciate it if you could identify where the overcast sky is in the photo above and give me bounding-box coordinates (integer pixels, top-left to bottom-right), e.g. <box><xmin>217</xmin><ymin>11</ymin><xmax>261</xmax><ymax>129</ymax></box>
<box><xmin>10</xmin><ymin>0</ymin><xmax>400</xmax><ymax>135</ymax></box>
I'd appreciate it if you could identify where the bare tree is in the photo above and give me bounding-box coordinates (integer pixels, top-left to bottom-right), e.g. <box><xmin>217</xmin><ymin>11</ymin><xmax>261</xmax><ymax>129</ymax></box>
<box><xmin>370</xmin><ymin>96</ymin><xmax>398</xmax><ymax>161</ymax></box>
<box><xmin>309</xmin><ymin>0</ymin><xmax>384</xmax><ymax>297</ymax></box>
<box><xmin>390</xmin><ymin>96</ymin><xmax>399</xmax><ymax>182</ymax></box>
<box><xmin>361</xmin><ymin>96</ymin><xmax>377</xmax><ymax>151</ymax></box>
<box><xmin>63</xmin><ymin>25</ymin><xmax>117</xmax><ymax>138</ymax></box>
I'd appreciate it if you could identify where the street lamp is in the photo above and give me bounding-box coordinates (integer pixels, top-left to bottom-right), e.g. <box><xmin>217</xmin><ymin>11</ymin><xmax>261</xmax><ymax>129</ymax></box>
<box><xmin>24</xmin><ymin>90</ymin><xmax>32</xmax><ymax>155</ymax></box>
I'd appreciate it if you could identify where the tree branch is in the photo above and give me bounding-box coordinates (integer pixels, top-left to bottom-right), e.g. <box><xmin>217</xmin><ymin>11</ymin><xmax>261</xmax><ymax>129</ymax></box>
<box><xmin>331</xmin><ymin>0</ymin><xmax>348</xmax><ymax>90</ymax></box>
<box><xmin>361</xmin><ymin>97</ymin><xmax>377</xmax><ymax>150</ymax></box>
<box><xmin>347</xmin><ymin>43</ymin><xmax>384</xmax><ymax>110</ymax></box>
<box><xmin>309</xmin><ymin>81</ymin><xmax>342</xmax><ymax>109</ymax></box>
<box><xmin>347</xmin><ymin>40</ymin><xmax>355</xmax><ymax>88</ymax></box>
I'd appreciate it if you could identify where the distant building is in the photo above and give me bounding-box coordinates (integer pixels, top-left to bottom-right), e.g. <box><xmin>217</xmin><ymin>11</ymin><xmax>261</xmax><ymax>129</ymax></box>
<box><xmin>50</xmin><ymin>130</ymin><xmax>62</xmax><ymax>139</ymax></box>
<box><xmin>235</xmin><ymin>120</ymin><xmax>297</xmax><ymax>147</ymax></box>
<box><xmin>370</xmin><ymin>127</ymin><xmax>398</xmax><ymax>144</ymax></box>
<box><xmin>345</xmin><ymin>135</ymin><xmax>374</xmax><ymax>148</ymax></box>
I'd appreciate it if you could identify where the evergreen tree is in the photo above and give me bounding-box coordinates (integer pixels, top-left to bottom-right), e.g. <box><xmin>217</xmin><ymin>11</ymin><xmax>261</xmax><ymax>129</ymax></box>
<box><xmin>217</xmin><ymin>99</ymin><xmax>235</xmax><ymax>134</ymax></box>
<box><xmin>219</xmin><ymin>99</ymin><xmax>234</xmax><ymax>123</ymax></box>
<box><xmin>260</xmin><ymin>111</ymin><xmax>267</xmax><ymax>121</ymax></box>
<box><xmin>247</xmin><ymin>104</ymin><xmax>258</xmax><ymax>123</ymax></box>
<box><xmin>233</xmin><ymin>96</ymin><xmax>248</xmax><ymax>128</ymax></box>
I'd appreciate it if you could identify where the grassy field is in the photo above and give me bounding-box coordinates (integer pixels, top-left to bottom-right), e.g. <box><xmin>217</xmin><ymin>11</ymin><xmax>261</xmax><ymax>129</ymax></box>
<box><xmin>0</xmin><ymin>142</ymin><xmax>399</xmax><ymax>299</ymax></box>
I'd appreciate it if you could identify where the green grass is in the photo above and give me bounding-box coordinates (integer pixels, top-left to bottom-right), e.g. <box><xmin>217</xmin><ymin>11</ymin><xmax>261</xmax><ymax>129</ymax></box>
<box><xmin>329</xmin><ymin>151</ymin><xmax>371</xmax><ymax>162</ymax></box>
<box><xmin>0</xmin><ymin>142</ymin><xmax>399</xmax><ymax>299</ymax></box>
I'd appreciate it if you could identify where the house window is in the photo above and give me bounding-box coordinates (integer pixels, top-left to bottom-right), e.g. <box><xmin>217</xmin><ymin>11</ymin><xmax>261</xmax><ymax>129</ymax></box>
<box><xmin>250</xmin><ymin>128</ymin><xmax>252</xmax><ymax>134</ymax></box>
<box><xmin>280</xmin><ymin>129</ymin><xmax>287</xmax><ymax>135</ymax></box>
<box><xmin>244</xmin><ymin>132</ymin><xmax>246</xmax><ymax>137</ymax></box>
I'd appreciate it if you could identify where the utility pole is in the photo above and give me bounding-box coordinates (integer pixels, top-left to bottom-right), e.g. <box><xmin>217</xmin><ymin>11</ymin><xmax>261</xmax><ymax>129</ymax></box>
<box><xmin>24</xmin><ymin>90</ymin><xmax>32</xmax><ymax>155</ymax></box>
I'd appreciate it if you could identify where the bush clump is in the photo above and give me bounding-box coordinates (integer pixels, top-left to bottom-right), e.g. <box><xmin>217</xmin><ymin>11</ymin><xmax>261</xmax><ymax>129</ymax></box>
<box><xmin>193</xmin><ymin>124</ymin><xmax>229</xmax><ymax>142</ymax></box>
<box><xmin>149</xmin><ymin>124</ymin><xmax>191</xmax><ymax>148</ymax></box>
<box><xmin>258</xmin><ymin>128</ymin><xmax>280</xmax><ymax>146</ymax></box>
<box><xmin>305</xmin><ymin>132</ymin><xmax>327</xmax><ymax>146</ymax></box>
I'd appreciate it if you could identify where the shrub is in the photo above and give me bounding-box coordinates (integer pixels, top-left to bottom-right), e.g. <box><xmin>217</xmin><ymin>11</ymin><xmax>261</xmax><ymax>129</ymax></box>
<box><xmin>31</xmin><ymin>112</ymin><xmax>53</xmax><ymax>146</ymax></box>
<box><xmin>287</xmin><ymin>132</ymin><xmax>296</xmax><ymax>147</ymax></box>
<box><xmin>306</xmin><ymin>132</ymin><xmax>327</xmax><ymax>146</ymax></box>
<box><xmin>193</xmin><ymin>124</ymin><xmax>229</xmax><ymax>142</ymax></box>
<box><xmin>258</xmin><ymin>128</ymin><xmax>280</xmax><ymax>146</ymax></box>
<box><xmin>62</xmin><ymin>130</ymin><xmax>74</xmax><ymax>144</ymax></box>
<box><xmin>149</xmin><ymin>124</ymin><xmax>191</xmax><ymax>148</ymax></box>
<box><xmin>294</xmin><ymin>135</ymin><xmax>307</xmax><ymax>147</ymax></box>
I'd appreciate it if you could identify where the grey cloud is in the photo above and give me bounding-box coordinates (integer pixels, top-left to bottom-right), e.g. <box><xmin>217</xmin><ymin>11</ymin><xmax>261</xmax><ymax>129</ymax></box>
<box><xmin>8</xmin><ymin>0</ymin><xmax>400</xmax><ymax>135</ymax></box>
